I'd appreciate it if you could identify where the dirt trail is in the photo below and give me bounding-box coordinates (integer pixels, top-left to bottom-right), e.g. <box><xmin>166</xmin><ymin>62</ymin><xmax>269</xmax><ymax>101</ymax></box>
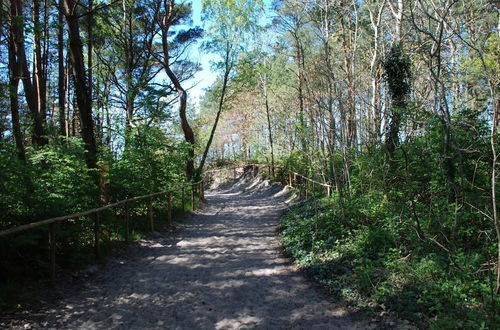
<box><xmin>3</xmin><ymin>173</ymin><xmax>372</xmax><ymax>329</ymax></box>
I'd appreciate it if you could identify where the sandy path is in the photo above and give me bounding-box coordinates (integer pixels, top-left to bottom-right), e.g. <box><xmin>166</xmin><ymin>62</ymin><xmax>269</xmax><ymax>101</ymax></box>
<box><xmin>3</xmin><ymin>176</ymin><xmax>370</xmax><ymax>329</ymax></box>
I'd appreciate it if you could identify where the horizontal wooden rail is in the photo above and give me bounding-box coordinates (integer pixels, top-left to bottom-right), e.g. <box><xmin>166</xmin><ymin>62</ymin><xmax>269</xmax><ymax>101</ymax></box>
<box><xmin>1</xmin><ymin>164</ymin><xmax>331</xmax><ymax>239</ymax></box>
<box><xmin>0</xmin><ymin>163</ymin><xmax>330</xmax><ymax>283</ymax></box>
<box><xmin>245</xmin><ymin>163</ymin><xmax>334</xmax><ymax>189</ymax></box>
<box><xmin>0</xmin><ymin>178</ymin><xmax>206</xmax><ymax>282</ymax></box>
<box><xmin>0</xmin><ymin>180</ymin><xmax>203</xmax><ymax>238</ymax></box>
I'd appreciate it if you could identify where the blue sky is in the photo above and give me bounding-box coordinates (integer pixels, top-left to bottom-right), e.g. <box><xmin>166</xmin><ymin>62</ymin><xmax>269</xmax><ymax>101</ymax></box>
<box><xmin>186</xmin><ymin>0</ymin><xmax>273</xmax><ymax>108</ymax></box>
<box><xmin>186</xmin><ymin>0</ymin><xmax>217</xmax><ymax>107</ymax></box>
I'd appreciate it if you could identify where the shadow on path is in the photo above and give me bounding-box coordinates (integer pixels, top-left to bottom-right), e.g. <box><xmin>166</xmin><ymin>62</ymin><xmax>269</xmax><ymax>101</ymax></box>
<box><xmin>2</xmin><ymin>173</ymin><xmax>373</xmax><ymax>329</ymax></box>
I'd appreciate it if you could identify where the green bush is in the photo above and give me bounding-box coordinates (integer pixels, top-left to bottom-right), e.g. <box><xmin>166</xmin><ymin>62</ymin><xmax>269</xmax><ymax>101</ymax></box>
<box><xmin>279</xmin><ymin>111</ymin><xmax>499</xmax><ymax>328</ymax></box>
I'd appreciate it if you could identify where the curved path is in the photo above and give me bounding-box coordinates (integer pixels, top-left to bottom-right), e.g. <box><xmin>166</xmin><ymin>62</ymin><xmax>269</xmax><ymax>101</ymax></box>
<box><xmin>4</xmin><ymin>176</ymin><xmax>371</xmax><ymax>329</ymax></box>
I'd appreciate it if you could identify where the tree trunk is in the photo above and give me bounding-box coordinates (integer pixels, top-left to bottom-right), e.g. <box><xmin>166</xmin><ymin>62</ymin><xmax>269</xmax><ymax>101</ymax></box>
<box><xmin>489</xmin><ymin>79</ymin><xmax>500</xmax><ymax>294</ymax></box>
<box><xmin>33</xmin><ymin>0</ymin><xmax>47</xmax><ymax>122</ymax></box>
<box><xmin>88</xmin><ymin>0</ymin><xmax>93</xmax><ymax>113</ymax></box>
<box><xmin>368</xmin><ymin>2</ymin><xmax>385</xmax><ymax>142</ymax></box>
<box><xmin>160</xmin><ymin>0</ymin><xmax>195</xmax><ymax>179</ymax></box>
<box><xmin>58</xmin><ymin>0</ymin><xmax>67</xmax><ymax>136</ymax></box>
<box><xmin>295</xmin><ymin>36</ymin><xmax>307</xmax><ymax>154</ymax></box>
<box><xmin>385</xmin><ymin>0</ymin><xmax>404</xmax><ymax>153</ymax></box>
<box><xmin>11</xmin><ymin>0</ymin><xmax>47</xmax><ymax>147</ymax></box>
<box><xmin>259</xmin><ymin>72</ymin><xmax>275</xmax><ymax>176</ymax></box>
<box><xmin>8</xmin><ymin>26</ymin><xmax>26</xmax><ymax>162</ymax></box>
<box><xmin>62</xmin><ymin>0</ymin><xmax>98</xmax><ymax>169</ymax></box>
<box><xmin>198</xmin><ymin>42</ymin><xmax>233</xmax><ymax>174</ymax></box>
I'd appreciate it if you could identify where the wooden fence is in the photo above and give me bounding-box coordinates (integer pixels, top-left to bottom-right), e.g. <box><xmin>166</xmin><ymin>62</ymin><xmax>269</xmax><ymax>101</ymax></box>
<box><xmin>0</xmin><ymin>180</ymin><xmax>205</xmax><ymax>282</ymax></box>
<box><xmin>0</xmin><ymin>164</ymin><xmax>334</xmax><ymax>282</ymax></box>
<box><xmin>205</xmin><ymin>163</ymin><xmax>335</xmax><ymax>199</ymax></box>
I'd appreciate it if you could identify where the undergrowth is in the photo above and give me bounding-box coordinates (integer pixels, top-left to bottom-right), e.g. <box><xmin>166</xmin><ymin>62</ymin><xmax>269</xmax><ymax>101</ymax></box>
<box><xmin>280</xmin><ymin>196</ymin><xmax>500</xmax><ymax>329</ymax></box>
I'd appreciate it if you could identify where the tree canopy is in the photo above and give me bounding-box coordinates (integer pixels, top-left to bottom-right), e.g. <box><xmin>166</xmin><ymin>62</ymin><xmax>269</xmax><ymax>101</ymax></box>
<box><xmin>0</xmin><ymin>0</ymin><xmax>499</xmax><ymax>327</ymax></box>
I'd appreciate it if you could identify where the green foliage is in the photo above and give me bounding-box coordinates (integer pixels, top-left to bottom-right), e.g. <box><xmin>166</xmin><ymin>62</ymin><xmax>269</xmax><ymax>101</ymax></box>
<box><xmin>0</xmin><ymin>138</ymin><xmax>98</xmax><ymax>229</ymax></box>
<box><xmin>383</xmin><ymin>43</ymin><xmax>412</xmax><ymax>108</ymax></box>
<box><xmin>0</xmin><ymin>126</ymin><xmax>190</xmax><ymax>310</ymax></box>
<box><xmin>107</xmin><ymin>125</ymin><xmax>188</xmax><ymax>201</ymax></box>
<box><xmin>0</xmin><ymin>139</ymin><xmax>100</xmax><ymax>309</ymax></box>
<box><xmin>279</xmin><ymin>108</ymin><xmax>499</xmax><ymax>328</ymax></box>
<box><xmin>28</xmin><ymin>138</ymin><xmax>99</xmax><ymax>218</ymax></box>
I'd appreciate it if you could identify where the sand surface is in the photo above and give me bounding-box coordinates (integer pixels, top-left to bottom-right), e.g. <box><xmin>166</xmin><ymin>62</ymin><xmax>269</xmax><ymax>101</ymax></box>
<box><xmin>2</xmin><ymin>173</ymin><xmax>372</xmax><ymax>329</ymax></box>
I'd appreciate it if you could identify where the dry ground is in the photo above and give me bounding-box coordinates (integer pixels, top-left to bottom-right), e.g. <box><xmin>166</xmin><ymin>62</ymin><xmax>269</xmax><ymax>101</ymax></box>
<box><xmin>1</xmin><ymin>172</ymin><xmax>377</xmax><ymax>329</ymax></box>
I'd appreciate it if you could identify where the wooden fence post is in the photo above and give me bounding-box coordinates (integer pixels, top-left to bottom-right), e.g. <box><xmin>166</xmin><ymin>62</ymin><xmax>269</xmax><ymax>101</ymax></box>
<box><xmin>182</xmin><ymin>187</ymin><xmax>185</xmax><ymax>212</ymax></box>
<box><xmin>191</xmin><ymin>184</ymin><xmax>196</xmax><ymax>211</ymax></box>
<box><xmin>148</xmin><ymin>197</ymin><xmax>154</xmax><ymax>232</ymax></box>
<box><xmin>167</xmin><ymin>192</ymin><xmax>172</xmax><ymax>223</ymax></box>
<box><xmin>49</xmin><ymin>222</ymin><xmax>56</xmax><ymax>282</ymax></box>
<box><xmin>125</xmin><ymin>202</ymin><xmax>130</xmax><ymax>242</ymax></box>
<box><xmin>94</xmin><ymin>212</ymin><xmax>101</xmax><ymax>259</ymax></box>
<box><xmin>201</xmin><ymin>181</ymin><xmax>205</xmax><ymax>202</ymax></box>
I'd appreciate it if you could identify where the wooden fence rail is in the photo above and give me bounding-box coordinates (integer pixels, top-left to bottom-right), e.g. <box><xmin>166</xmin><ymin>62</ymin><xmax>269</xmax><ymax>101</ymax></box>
<box><xmin>0</xmin><ymin>179</ymin><xmax>204</xmax><ymax>282</ymax></box>
<box><xmin>0</xmin><ymin>164</ymin><xmax>333</xmax><ymax>282</ymax></box>
<box><xmin>205</xmin><ymin>163</ymin><xmax>334</xmax><ymax>198</ymax></box>
<box><xmin>241</xmin><ymin>163</ymin><xmax>335</xmax><ymax>198</ymax></box>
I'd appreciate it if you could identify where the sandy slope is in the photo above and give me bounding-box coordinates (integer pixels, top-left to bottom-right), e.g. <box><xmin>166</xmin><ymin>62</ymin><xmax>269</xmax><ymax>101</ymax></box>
<box><xmin>2</xmin><ymin>173</ymin><xmax>373</xmax><ymax>329</ymax></box>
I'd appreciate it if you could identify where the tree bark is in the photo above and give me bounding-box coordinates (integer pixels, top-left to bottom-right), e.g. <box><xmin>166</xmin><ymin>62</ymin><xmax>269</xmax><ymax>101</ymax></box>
<box><xmin>368</xmin><ymin>1</ymin><xmax>385</xmax><ymax>142</ymax></box>
<box><xmin>88</xmin><ymin>0</ymin><xmax>93</xmax><ymax>115</ymax></box>
<box><xmin>8</xmin><ymin>24</ymin><xmax>26</xmax><ymax>162</ymax></box>
<box><xmin>58</xmin><ymin>0</ymin><xmax>67</xmax><ymax>136</ymax></box>
<box><xmin>11</xmin><ymin>0</ymin><xmax>47</xmax><ymax>147</ymax></box>
<box><xmin>260</xmin><ymin>72</ymin><xmax>275</xmax><ymax>176</ymax></box>
<box><xmin>33</xmin><ymin>0</ymin><xmax>47</xmax><ymax>122</ymax></box>
<box><xmin>62</xmin><ymin>0</ymin><xmax>98</xmax><ymax>169</ymax></box>
<box><xmin>198</xmin><ymin>42</ymin><xmax>232</xmax><ymax>174</ymax></box>
<box><xmin>489</xmin><ymin>79</ymin><xmax>500</xmax><ymax>294</ymax></box>
<box><xmin>160</xmin><ymin>0</ymin><xmax>195</xmax><ymax>179</ymax></box>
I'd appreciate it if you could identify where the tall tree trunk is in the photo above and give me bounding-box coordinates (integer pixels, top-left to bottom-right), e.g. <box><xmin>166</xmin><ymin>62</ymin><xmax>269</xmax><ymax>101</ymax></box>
<box><xmin>294</xmin><ymin>35</ymin><xmax>307</xmax><ymax>154</ymax></box>
<box><xmin>58</xmin><ymin>0</ymin><xmax>67</xmax><ymax>136</ymax></box>
<box><xmin>11</xmin><ymin>0</ymin><xmax>47</xmax><ymax>147</ymax></box>
<box><xmin>8</xmin><ymin>26</ymin><xmax>26</xmax><ymax>162</ymax></box>
<box><xmin>488</xmin><ymin>79</ymin><xmax>499</xmax><ymax>293</ymax></box>
<box><xmin>198</xmin><ymin>42</ymin><xmax>233</xmax><ymax>174</ymax></box>
<box><xmin>124</xmin><ymin>0</ymin><xmax>135</xmax><ymax>128</ymax></box>
<box><xmin>62</xmin><ymin>0</ymin><xmax>98</xmax><ymax>169</ymax></box>
<box><xmin>260</xmin><ymin>72</ymin><xmax>275</xmax><ymax>176</ymax></box>
<box><xmin>368</xmin><ymin>1</ymin><xmax>385</xmax><ymax>142</ymax></box>
<box><xmin>88</xmin><ymin>0</ymin><xmax>93</xmax><ymax>113</ymax></box>
<box><xmin>33</xmin><ymin>0</ymin><xmax>47</xmax><ymax>122</ymax></box>
<box><xmin>385</xmin><ymin>0</ymin><xmax>404</xmax><ymax>153</ymax></box>
<box><xmin>160</xmin><ymin>0</ymin><xmax>195</xmax><ymax>179</ymax></box>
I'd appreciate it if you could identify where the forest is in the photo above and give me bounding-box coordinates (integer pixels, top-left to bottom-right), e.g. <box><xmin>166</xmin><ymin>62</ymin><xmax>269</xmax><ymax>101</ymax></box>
<box><xmin>0</xmin><ymin>0</ymin><xmax>499</xmax><ymax>328</ymax></box>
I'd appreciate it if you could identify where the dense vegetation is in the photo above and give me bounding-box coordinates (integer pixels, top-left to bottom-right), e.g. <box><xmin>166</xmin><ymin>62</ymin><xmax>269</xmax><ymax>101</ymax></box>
<box><xmin>0</xmin><ymin>0</ymin><xmax>499</xmax><ymax>327</ymax></box>
<box><xmin>197</xmin><ymin>0</ymin><xmax>499</xmax><ymax>328</ymax></box>
<box><xmin>0</xmin><ymin>0</ymin><xmax>205</xmax><ymax>309</ymax></box>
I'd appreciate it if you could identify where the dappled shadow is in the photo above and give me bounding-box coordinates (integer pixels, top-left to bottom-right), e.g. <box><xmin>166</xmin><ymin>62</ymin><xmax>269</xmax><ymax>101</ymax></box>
<box><xmin>3</xmin><ymin>174</ymin><xmax>370</xmax><ymax>329</ymax></box>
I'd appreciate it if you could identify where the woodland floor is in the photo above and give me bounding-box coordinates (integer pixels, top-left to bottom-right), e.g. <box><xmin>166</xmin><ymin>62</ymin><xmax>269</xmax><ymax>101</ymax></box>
<box><xmin>1</xmin><ymin>173</ymin><xmax>386</xmax><ymax>329</ymax></box>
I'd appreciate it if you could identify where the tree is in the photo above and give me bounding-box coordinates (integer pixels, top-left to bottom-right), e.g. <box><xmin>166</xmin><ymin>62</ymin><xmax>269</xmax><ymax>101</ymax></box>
<box><xmin>156</xmin><ymin>0</ymin><xmax>201</xmax><ymax>180</ymax></box>
<box><xmin>383</xmin><ymin>43</ymin><xmax>411</xmax><ymax>153</ymax></box>
<box><xmin>10</xmin><ymin>0</ymin><xmax>48</xmax><ymax>147</ymax></box>
<box><xmin>61</xmin><ymin>0</ymin><xmax>98</xmax><ymax>169</ymax></box>
<box><xmin>7</xmin><ymin>8</ymin><xmax>25</xmax><ymax>161</ymax></box>
<box><xmin>198</xmin><ymin>0</ymin><xmax>264</xmax><ymax>172</ymax></box>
